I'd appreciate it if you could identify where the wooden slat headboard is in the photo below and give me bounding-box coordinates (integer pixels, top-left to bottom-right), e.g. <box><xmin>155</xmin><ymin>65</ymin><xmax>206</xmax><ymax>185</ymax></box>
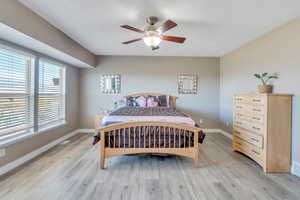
<box><xmin>123</xmin><ymin>93</ymin><xmax>177</xmax><ymax>108</ymax></box>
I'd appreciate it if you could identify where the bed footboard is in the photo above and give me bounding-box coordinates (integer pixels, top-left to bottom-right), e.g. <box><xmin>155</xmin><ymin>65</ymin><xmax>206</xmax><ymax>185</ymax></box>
<box><xmin>95</xmin><ymin>121</ymin><xmax>201</xmax><ymax>168</ymax></box>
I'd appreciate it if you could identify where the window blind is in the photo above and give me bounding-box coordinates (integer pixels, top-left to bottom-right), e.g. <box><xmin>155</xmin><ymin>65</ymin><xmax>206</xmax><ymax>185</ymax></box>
<box><xmin>0</xmin><ymin>48</ymin><xmax>34</xmax><ymax>139</ymax></box>
<box><xmin>38</xmin><ymin>60</ymin><xmax>65</xmax><ymax>129</ymax></box>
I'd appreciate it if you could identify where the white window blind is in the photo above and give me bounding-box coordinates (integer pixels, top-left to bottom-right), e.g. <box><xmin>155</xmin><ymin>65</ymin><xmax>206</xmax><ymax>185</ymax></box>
<box><xmin>0</xmin><ymin>47</ymin><xmax>34</xmax><ymax>139</ymax></box>
<box><xmin>38</xmin><ymin>60</ymin><xmax>65</xmax><ymax>129</ymax></box>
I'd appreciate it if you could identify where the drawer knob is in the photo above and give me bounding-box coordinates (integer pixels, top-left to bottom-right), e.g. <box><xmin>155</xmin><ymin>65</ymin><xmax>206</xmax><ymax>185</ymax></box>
<box><xmin>252</xmin><ymin>126</ymin><xmax>260</xmax><ymax>131</ymax></box>
<box><xmin>253</xmin><ymin>109</ymin><xmax>261</xmax><ymax>112</ymax></box>
<box><xmin>251</xmin><ymin>138</ymin><xmax>259</xmax><ymax>142</ymax></box>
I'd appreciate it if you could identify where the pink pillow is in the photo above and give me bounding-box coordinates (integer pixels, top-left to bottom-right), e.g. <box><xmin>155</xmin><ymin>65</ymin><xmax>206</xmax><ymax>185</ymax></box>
<box><xmin>135</xmin><ymin>96</ymin><xmax>147</xmax><ymax>107</ymax></box>
<box><xmin>147</xmin><ymin>97</ymin><xmax>158</xmax><ymax>107</ymax></box>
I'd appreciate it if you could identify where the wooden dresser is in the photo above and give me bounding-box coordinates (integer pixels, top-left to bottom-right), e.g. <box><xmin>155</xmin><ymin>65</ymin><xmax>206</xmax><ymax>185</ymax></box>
<box><xmin>233</xmin><ymin>93</ymin><xmax>293</xmax><ymax>173</ymax></box>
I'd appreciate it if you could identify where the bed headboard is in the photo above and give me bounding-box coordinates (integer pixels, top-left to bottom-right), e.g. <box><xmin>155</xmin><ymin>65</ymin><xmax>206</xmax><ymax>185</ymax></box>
<box><xmin>123</xmin><ymin>93</ymin><xmax>178</xmax><ymax>108</ymax></box>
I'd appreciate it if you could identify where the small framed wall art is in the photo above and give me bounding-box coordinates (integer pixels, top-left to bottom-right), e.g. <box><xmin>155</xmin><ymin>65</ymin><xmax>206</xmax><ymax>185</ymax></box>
<box><xmin>100</xmin><ymin>74</ymin><xmax>121</xmax><ymax>94</ymax></box>
<box><xmin>178</xmin><ymin>74</ymin><xmax>197</xmax><ymax>94</ymax></box>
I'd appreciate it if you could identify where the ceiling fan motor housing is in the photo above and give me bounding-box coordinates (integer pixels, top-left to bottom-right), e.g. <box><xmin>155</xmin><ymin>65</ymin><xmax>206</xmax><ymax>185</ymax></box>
<box><xmin>146</xmin><ymin>16</ymin><xmax>159</xmax><ymax>25</ymax></box>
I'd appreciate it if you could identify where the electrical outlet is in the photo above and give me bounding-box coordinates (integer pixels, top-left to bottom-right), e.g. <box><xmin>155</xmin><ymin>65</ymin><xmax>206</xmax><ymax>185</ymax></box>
<box><xmin>199</xmin><ymin>119</ymin><xmax>203</xmax><ymax>124</ymax></box>
<box><xmin>0</xmin><ymin>148</ymin><xmax>6</xmax><ymax>158</ymax></box>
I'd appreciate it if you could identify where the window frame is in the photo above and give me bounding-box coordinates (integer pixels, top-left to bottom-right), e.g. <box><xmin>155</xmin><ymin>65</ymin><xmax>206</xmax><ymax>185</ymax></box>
<box><xmin>0</xmin><ymin>45</ymin><xmax>35</xmax><ymax>141</ymax></box>
<box><xmin>0</xmin><ymin>44</ymin><xmax>68</xmax><ymax>146</ymax></box>
<box><xmin>37</xmin><ymin>58</ymin><xmax>66</xmax><ymax>131</ymax></box>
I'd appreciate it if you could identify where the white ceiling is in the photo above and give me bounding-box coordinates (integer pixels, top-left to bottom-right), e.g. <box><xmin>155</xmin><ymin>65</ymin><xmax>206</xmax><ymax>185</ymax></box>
<box><xmin>19</xmin><ymin>0</ymin><xmax>300</xmax><ymax>57</ymax></box>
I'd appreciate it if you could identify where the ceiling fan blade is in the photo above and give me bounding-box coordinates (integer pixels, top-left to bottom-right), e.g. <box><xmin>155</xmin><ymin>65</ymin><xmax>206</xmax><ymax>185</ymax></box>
<box><xmin>120</xmin><ymin>25</ymin><xmax>144</xmax><ymax>34</ymax></box>
<box><xmin>161</xmin><ymin>35</ymin><xmax>186</xmax><ymax>43</ymax></box>
<box><xmin>122</xmin><ymin>38</ymin><xmax>143</xmax><ymax>44</ymax></box>
<box><xmin>157</xmin><ymin>20</ymin><xmax>177</xmax><ymax>33</ymax></box>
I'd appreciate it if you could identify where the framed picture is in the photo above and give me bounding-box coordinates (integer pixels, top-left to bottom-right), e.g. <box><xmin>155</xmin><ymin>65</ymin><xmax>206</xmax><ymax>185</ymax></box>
<box><xmin>178</xmin><ymin>74</ymin><xmax>197</xmax><ymax>94</ymax></box>
<box><xmin>100</xmin><ymin>74</ymin><xmax>121</xmax><ymax>94</ymax></box>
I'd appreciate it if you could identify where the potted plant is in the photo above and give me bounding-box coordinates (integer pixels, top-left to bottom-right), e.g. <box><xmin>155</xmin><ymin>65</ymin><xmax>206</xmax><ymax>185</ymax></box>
<box><xmin>254</xmin><ymin>72</ymin><xmax>278</xmax><ymax>93</ymax></box>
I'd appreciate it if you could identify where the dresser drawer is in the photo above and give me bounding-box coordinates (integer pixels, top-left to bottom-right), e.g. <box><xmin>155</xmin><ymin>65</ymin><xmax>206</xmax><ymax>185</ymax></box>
<box><xmin>233</xmin><ymin>136</ymin><xmax>264</xmax><ymax>164</ymax></box>
<box><xmin>235</xmin><ymin>112</ymin><xmax>264</xmax><ymax>124</ymax></box>
<box><xmin>249</xmin><ymin>115</ymin><xmax>264</xmax><ymax>124</ymax></box>
<box><xmin>250</xmin><ymin>105</ymin><xmax>265</xmax><ymax>116</ymax></box>
<box><xmin>234</xmin><ymin>119</ymin><xmax>248</xmax><ymax>129</ymax></box>
<box><xmin>234</xmin><ymin>129</ymin><xmax>263</xmax><ymax>148</ymax></box>
<box><xmin>234</xmin><ymin>119</ymin><xmax>264</xmax><ymax>134</ymax></box>
<box><xmin>234</xmin><ymin>95</ymin><xmax>249</xmax><ymax>104</ymax></box>
<box><xmin>234</xmin><ymin>104</ymin><xmax>247</xmax><ymax>112</ymax></box>
<box><xmin>249</xmin><ymin>123</ymin><xmax>264</xmax><ymax>134</ymax></box>
<box><xmin>249</xmin><ymin>96</ymin><xmax>265</xmax><ymax>105</ymax></box>
<box><xmin>234</xmin><ymin>103</ymin><xmax>265</xmax><ymax>116</ymax></box>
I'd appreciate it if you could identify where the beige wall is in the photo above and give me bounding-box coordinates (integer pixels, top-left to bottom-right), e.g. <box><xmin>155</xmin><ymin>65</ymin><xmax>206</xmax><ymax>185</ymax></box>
<box><xmin>0</xmin><ymin>43</ymin><xmax>80</xmax><ymax>167</ymax></box>
<box><xmin>0</xmin><ymin>0</ymin><xmax>96</xmax><ymax>67</ymax></box>
<box><xmin>220</xmin><ymin>17</ymin><xmax>300</xmax><ymax>165</ymax></box>
<box><xmin>80</xmin><ymin>56</ymin><xmax>220</xmax><ymax>129</ymax></box>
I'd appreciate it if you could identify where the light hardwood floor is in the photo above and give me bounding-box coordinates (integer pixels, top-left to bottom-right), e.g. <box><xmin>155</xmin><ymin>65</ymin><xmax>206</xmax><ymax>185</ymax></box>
<box><xmin>1</xmin><ymin>133</ymin><xmax>300</xmax><ymax>200</ymax></box>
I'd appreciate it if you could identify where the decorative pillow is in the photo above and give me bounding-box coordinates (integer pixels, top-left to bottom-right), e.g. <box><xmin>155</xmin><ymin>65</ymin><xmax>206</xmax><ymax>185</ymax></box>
<box><xmin>157</xmin><ymin>95</ymin><xmax>169</xmax><ymax>107</ymax></box>
<box><xmin>135</xmin><ymin>96</ymin><xmax>147</xmax><ymax>107</ymax></box>
<box><xmin>147</xmin><ymin>96</ymin><xmax>159</xmax><ymax>107</ymax></box>
<box><xmin>147</xmin><ymin>95</ymin><xmax>169</xmax><ymax>107</ymax></box>
<box><xmin>126</xmin><ymin>96</ymin><xmax>139</xmax><ymax>107</ymax></box>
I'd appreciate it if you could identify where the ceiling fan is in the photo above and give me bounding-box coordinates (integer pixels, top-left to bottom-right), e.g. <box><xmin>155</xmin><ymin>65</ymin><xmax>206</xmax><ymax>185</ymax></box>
<box><xmin>121</xmin><ymin>16</ymin><xmax>186</xmax><ymax>50</ymax></box>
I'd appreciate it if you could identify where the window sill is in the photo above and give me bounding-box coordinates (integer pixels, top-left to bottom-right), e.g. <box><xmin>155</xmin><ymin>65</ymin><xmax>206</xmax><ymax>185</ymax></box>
<box><xmin>0</xmin><ymin>121</ymin><xmax>67</xmax><ymax>148</ymax></box>
<box><xmin>38</xmin><ymin>120</ymin><xmax>67</xmax><ymax>133</ymax></box>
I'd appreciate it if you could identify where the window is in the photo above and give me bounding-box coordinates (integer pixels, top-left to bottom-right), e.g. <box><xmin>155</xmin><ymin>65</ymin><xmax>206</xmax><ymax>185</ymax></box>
<box><xmin>38</xmin><ymin>60</ymin><xmax>65</xmax><ymax>129</ymax></box>
<box><xmin>0</xmin><ymin>47</ymin><xmax>34</xmax><ymax>139</ymax></box>
<box><xmin>0</xmin><ymin>45</ymin><xmax>66</xmax><ymax>142</ymax></box>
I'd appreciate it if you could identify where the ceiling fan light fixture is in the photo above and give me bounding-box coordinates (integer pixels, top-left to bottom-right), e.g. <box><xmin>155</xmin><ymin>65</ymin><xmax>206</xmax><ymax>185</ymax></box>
<box><xmin>143</xmin><ymin>30</ymin><xmax>161</xmax><ymax>47</ymax></box>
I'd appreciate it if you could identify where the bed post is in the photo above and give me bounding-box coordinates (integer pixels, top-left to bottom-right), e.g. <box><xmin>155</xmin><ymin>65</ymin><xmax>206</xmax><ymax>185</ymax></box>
<box><xmin>194</xmin><ymin>131</ymin><xmax>199</xmax><ymax>168</ymax></box>
<box><xmin>100</xmin><ymin>131</ymin><xmax>105</xmax><ymax>169</ymax></box>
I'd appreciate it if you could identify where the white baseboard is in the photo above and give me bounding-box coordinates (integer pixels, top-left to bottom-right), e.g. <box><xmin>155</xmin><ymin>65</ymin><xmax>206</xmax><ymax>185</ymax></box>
<box><xmin>202</xmin><ymin>129</ymin><xmax>221</xmax><ymax>133</ymax></box>
<box><xmin>292</xmin><ymin>161</ymin><xmax>300</xmax><ymax>177</ymax></box>
<box><xmin>219</xmin><ymin>130</ymin><xmax>233</xmax><ymax>139</ymax></box>
<box><xmin>0</xmin><ymin>129</ymin><xmax>80</xmax><ymax>176</ymax></box>
<box><xmin>77</xmin><ymin>129</ymin><xmax>94</xmax><ymax>134</ymax></box>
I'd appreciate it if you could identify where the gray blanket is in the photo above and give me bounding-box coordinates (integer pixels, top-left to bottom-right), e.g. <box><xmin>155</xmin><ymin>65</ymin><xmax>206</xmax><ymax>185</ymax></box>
<box><xmin>109</xmin><ymin>106</ymin><xmax>188</xmax><ymax>116</ymax></box>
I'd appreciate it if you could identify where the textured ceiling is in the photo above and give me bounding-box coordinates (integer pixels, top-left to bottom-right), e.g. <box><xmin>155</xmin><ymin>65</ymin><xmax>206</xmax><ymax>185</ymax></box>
<box><xmin>19</xmin><ymin>0</ymin><xmax>300</xmax><ymax>56</ymax></box>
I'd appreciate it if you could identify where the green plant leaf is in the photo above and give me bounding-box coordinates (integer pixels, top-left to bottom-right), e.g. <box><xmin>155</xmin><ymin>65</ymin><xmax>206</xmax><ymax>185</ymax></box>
<box><xmin>262</xmin><ymin>72</ymin><xmax>268</xmax><ymax>77</ymax></box>
<box><xmin>268</xmin><ymin>75</ymin><xmax>278</xmax><ymax>79</ymax></box>
<box><xmin>254</xmin><ymin>74</ymin><xmax>261</xmax><ymax>79</ymax></box>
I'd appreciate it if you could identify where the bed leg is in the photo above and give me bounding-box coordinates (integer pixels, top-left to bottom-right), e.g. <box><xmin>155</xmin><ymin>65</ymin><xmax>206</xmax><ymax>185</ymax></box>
<box><xmin>100</xmin><ymin>136</ymin><xmax>105</xmax><ymax>169</ymax></box>
<box><xmin>100</xmin><ymin>154</ymin><xmax>105</xmax><ymax>169</ymax></box>
<box><xmin>194</xmin><ymin>150</ymin><xmax>199</xmax><ymax>168</ymax></box>
<box><xmin>194</xmin><ymin>132</ymin><xmax>200</xmax><ymax>168</ymax></box>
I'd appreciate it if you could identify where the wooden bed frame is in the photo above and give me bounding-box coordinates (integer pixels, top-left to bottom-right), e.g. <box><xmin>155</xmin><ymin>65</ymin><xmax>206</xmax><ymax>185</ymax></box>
<box><xmin>95</xmin><ymin>93</ymin><xmax>202</xmax><ymax>168</ymax></box>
